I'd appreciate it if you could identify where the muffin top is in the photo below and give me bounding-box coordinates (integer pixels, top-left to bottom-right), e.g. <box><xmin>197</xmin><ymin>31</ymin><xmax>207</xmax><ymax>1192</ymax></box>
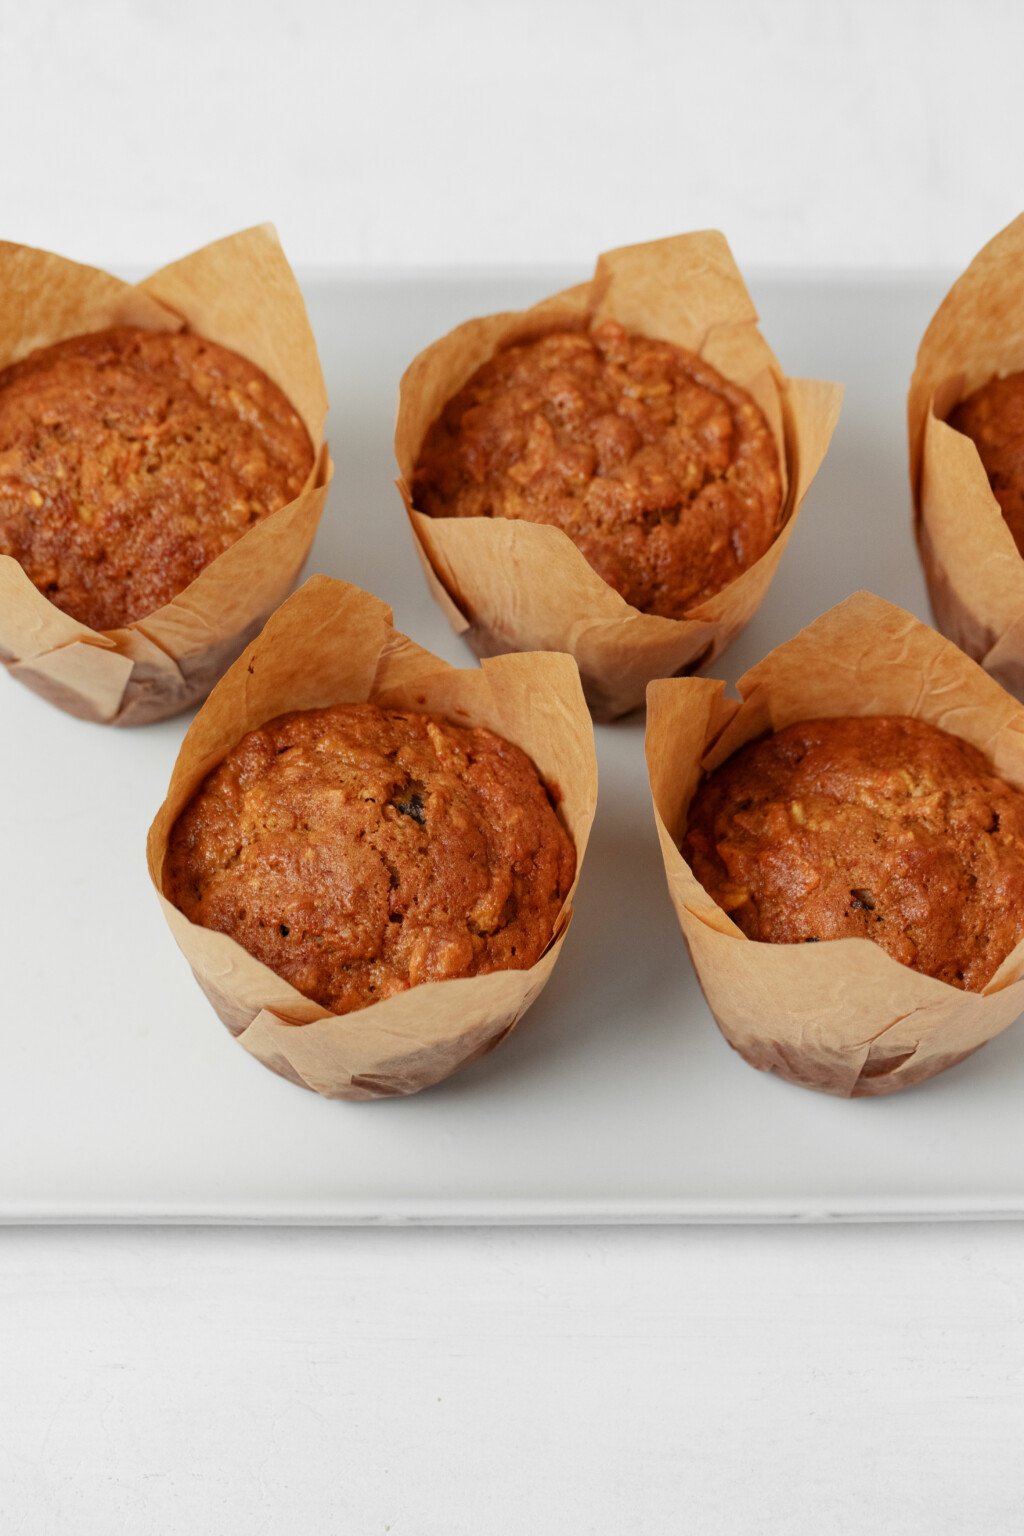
<box><xmin>412</xmin><ymin>319</ymin><xmax>782</xmax><ymax>620</ymax></box>
<box><xmin>164</xmin><ymin>702</ymin><xmax>576</xmax><ymax>1016</ymax></box>
<box><xmin>948</xmin><ymin>370</ymin><xmax>1024</xmax><ymax>557</ymax></box>
<box><xmin>683</xmin><ymin>715</ymin><xmax>1024</xmax><ymax>991</ymax></box>
<box><xmin>0</xmin><ymin>326</ymin><xmax>313</xmax><ymax>630</ymax></box>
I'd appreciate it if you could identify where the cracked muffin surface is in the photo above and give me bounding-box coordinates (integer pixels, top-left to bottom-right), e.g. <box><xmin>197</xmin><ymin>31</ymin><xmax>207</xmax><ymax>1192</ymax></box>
<box><xmin>948</xmin><ymin>370</ymin><xmax>1024</xmax><ymax>556</ymax></box>
<box><xmin>0</xmin><ymin>326</ymin><xmax>313</xmax><ymax>630</ymax></box>
<box><xmin>683</xmin><ymin>715</ymin><xmax>1024</xmax><ymax>991</ymax></box>
<box><xmin>412</xmin><ymin>319</ymin><xmax>783</xmax><ymax>619</ymax></box>
<box><xmin>164</xmin><ymin>702</ymin><xmax>576</xmax><ymax>1016</ymax></box>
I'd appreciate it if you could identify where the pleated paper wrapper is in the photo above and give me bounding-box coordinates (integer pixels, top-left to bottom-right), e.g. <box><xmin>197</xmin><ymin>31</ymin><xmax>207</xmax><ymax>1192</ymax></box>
<box><xmin>909</xmin><ymin>212</ymin><xmax>1024</xmax><ymax>697</ymax></box>
<box><xmin>0</xmin><ymin>225</ymin><xmax>332</xmax><ymax>725</ymax></box>
<box><xmin>147</xmin><ymin>575</ymin><xmax>597</xmax><ymax>1100</ymax></box>
<box><xmin>396</xmin><ymin>230</ymin><xmax>842</xmax><ymax>721</ymax></box>
<box><xmin>645</xmin><ymin>592</ymin><xmax>1024</xmax><ymax>1098</ymax></box>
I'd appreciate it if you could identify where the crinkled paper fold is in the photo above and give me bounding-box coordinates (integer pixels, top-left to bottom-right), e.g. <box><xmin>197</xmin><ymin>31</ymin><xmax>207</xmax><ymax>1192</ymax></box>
<box><xmin>147</xmin><ymin>575</ymin><xmax>597</xmax><ymax>1100</ymax></box>
<box><xmin>396</xmin><ymin>231</ymin><xmax>842</xmax><ymax>721</ymax></box>
<box><xmin>909</xmin><ymin>213</ymin><xmax>1024</xmax><ymax>697</ymax></box>
<box><xmin>0</xmin><ymin>225</ymin><xmax>332</xmax><ymax>724</ymax></box>
<box><xmin>645</xmin><ymin>591</ymin><xmax>1024</xmax><ymax>1097</ymax></box>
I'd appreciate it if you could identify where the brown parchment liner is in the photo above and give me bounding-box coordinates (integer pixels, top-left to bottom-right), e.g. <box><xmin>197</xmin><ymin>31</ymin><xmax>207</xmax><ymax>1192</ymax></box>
<box><xmin>396</xmin><ymin>231</ymin><xmax>843</xmax><ymax>722</ymax></box>
<box><xmin>646</xmin><ymin>591</ymin><xmax>1024</xmax><ymax>1098</ymax></box>
<box><xmin>147</xmin><ymin>574</ymin><xmax>597</xmax><ymax>1100</ymax></box>
<box><xmin>909</xmin><ymin>213</ymin><xmax>1024</xmax><ymax>698</ymax></box>
<box><xmin>0</xmin><ymin>224</ymin><xmax>332</xmax><ymax>725</ymax></box>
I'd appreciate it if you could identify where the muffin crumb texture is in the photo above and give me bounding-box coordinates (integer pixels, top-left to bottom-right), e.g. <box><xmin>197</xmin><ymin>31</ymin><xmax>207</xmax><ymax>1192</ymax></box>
<box><xmin>948</xmin><ymin>370</ymin><xmax>1024</xmax><ymax>556</ymax></box>
<box><xmin>0</xmin><ymin>326</ymin><xmax>313</xmax><ymax>630</ymax></box>
<box><xmin>683</xmin><ymin>715</ymin><xmax>1024</xmax><ymax>991</ymax></box>
<box><xmin>413</xmin><ymin>320</ymin><xmax>782</xmax><ymax>619</ymax></box>
<box><xmin>164</xmin><ymin>703</ymin><xmax>576</xmax><ymax>1016</ymax></box>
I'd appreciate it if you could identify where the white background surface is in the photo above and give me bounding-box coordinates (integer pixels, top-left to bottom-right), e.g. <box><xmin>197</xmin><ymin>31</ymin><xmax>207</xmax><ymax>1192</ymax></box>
<box><xmin>0</xmin><ymin>0</ymin><xmax>1021</xmax><ymax>275</ymax></box>
<box><xmin>3</xmin><ymin>1</ymin><xmax>1024</xmax><ymax>1531</ymax></box>
<box><xmin>2</xmin><ymin>1226</ymin><xmax>1023</xmax><ymax>1535</ymax></box>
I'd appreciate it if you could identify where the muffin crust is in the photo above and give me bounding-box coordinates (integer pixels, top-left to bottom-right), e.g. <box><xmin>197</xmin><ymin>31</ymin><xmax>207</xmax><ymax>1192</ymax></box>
<box><xmin>948</xmin><ymin>370</ymin><xmax>1024</xmax><ymax>557</ymax></box>
<box><xmin>0</xmin><ymin>326</ymin><xmax>313</xmax><ymax>630</ymax></box>
<box><xmin>412</xmin><ymin>320</ymin><xmax>783</xmax><ymax>620</ymax></box>
<box><xmin>164</xmin><ymin>703</ymin><xmax>576</xmax><ymax>1016</ymax></box>
<box><xmin>683</xmin><ymin>715</ymin><xmax>1024</xmax><ymax>991</ymax></box>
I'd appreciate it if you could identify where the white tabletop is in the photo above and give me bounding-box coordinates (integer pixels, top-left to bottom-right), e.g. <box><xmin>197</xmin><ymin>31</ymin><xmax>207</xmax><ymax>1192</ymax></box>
<box><xmin>2</xmin><ymin>1223</ymin><xmax>1021</xmax><ymax>1533</ymax></box>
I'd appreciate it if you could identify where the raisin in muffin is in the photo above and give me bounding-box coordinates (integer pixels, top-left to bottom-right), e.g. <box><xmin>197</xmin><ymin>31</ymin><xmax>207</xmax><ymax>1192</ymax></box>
<box><xmin>948</xmin><ymin>370</ymin><xmax>1024</xmax><ymax>556</ymax></box>
<box><xmin>164</xmin><ymin>702</ymin><xmax>576</xmax><ymax>1016</ymax></box>
<box><xmin>0</xmin><ymin>326</ymin><xmax>313</xmax><ymax>630</ymax></box>
<box><xmin>412</xmin><ymin>319</ymin><xmax>782</xmax><ymax>620</ymax></box>
<box><xmin>683</xmin><ymin>715</ymin><xmax>1024</xmax><ymax>991</ymax></box>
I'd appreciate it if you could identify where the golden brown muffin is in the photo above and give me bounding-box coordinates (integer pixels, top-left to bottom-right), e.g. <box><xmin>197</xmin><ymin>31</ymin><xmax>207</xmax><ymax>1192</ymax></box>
<box><xmin>412</xmin><ymin>319</ymin><xmax>783</xmax><ymax>620</ymax></box>
<box><xmin>164</xmin><ymin>702</ymin><xmax>576</xmax><ymax>1016</ymax></box>
<box><xmin>0</xmin><ymin>326</ymin><xmax>313</xmax><ymax>630</ymax></box>
<box><xmin>683</xmin><ymin>715</ymin><xmax>1024</xmax><ymax>991</ymax></box>
<box><xmin>948</xmin><ymin>370</ymin><xmax>1024</xmax><ymax>556</ymax></box>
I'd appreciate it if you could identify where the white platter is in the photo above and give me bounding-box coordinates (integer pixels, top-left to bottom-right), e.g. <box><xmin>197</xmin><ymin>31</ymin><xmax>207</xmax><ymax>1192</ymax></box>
<box><xmin>4</xmin><ymin>268</ymin><xmax>1024</xmax><ymax>1225</ymax></box>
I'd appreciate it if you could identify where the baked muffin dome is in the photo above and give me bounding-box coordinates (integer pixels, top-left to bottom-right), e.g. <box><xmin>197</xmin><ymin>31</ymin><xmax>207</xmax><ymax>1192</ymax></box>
<box><xmin>164</xmin><ymin>702</ymin><xmax>577</xmax><ymax>1016</ymax></box>
<box><xmin>948</xmin><ymin>370</ymin><xmax>1024</xmax><ymax>556</ymax></box>
<box><xmin>0</xmin><ymin>326</ymin><xmax>313</xmax><ymax>630</ymax></box>
<box><xmin>412</xmin><ymin>319</ymin><xmax>782</xmax><ymax>620</ymax></box>
<box><xmin>683</xmin><ymin>715</ymin><xmax>1024</xmax><ymax>991</ymax></box>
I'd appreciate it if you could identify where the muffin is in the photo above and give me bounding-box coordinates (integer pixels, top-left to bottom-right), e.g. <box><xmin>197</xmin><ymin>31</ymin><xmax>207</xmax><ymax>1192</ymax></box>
<box><xmin>909</xmin><ymin>213</ymin><xmax>1024</xmax><ymax>696</ymax></box>
<box><xmin>413</xmin><ymin>319</ymin><xmax>783</xmax><ymax>621</ymax></box>
<box><xmin>148</xmin><ymin>575</ymin><xmax>597</xmax><ymax>1099</ymax></box>
<box><xmin>683</xmin><ymin>715</ymin><xmax>1024</xmax><ymax>992</ymax></box>
<box><xmin>397</xmin><ymin>230</ymin><xmax>842</xmax><ymax>721</ymax></box>
<box><xmin>646</xmin><ymin>592</ymin><xmax>1024</xmax><ymax>1097</ymax></box>
<box><xmin>0</xmin><ymin>326</ymin><xmax>314</xmax><ymax>631</ymax></box>
<box><xmin>947</xmin><ymin>372</ymin><xmax>1024</xmax><ymax>558</ymax></box>
<box><xmin>164</xmin><ymin>701</ymin><xmax>576</xmax><ymax>1016</ymax></box>
<box><xmin>0</xmin><ymin>226</ymin><xmax>330</xmax><ymax>725</ymax></box>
